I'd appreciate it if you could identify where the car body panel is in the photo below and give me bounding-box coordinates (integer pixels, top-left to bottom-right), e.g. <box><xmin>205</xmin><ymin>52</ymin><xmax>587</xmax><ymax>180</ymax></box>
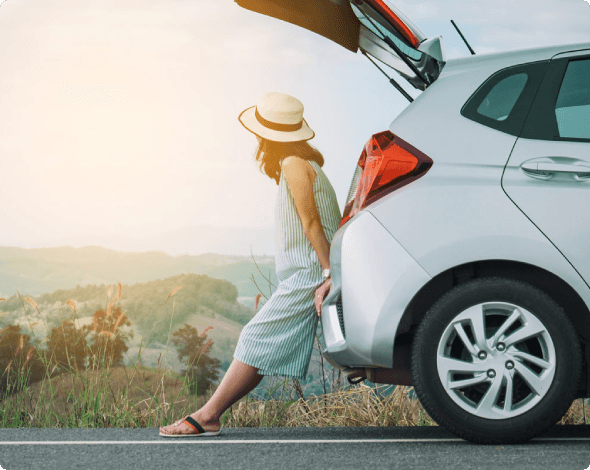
<box><xmin>504</xmin><ymin>142</ymin><xmax>590</xmax><ymax>287</ymax></box>
<box><xmin>365</xmin><ymin>160</ymin><xmax>590</xmax><ymax>331</ymax></box>
<box><xmin>503</xmin><ymin>51</ymin><xmax>590</xmax><ymax>287</ymax></box>
<box><xmin>321</xmin><ymin>210</ymin><xmax>431</xmax><ymax>367</ymax></box>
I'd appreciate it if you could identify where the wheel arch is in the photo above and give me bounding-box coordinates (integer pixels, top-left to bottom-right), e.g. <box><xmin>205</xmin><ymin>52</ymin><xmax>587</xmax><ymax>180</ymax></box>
<box><xmin>394</xmin><ymin>259</ymin><xmax>590</xmax><ymax>396</ymax></box>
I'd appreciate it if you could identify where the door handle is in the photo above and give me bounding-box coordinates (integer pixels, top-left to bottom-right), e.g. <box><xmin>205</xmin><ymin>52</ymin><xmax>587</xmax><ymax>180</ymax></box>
<box><xmin>521</xmin><ymin>161</ymin><xmax>590</xmax><ymax>180</ymax></box>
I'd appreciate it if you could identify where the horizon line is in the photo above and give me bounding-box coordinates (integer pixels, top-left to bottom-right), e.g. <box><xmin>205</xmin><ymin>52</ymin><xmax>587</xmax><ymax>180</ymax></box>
<box><xmin>0</xmin><ymin>244</ymin><xmax>275</xmax><ymax>258</ymax></box>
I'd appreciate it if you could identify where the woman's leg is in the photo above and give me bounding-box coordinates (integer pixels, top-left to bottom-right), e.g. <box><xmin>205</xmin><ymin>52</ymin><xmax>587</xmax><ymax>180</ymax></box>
<box><xmin>198</xmin><ymin>358</ymin><xmax>264</xmax><ymax>422</ymax></box>
<box><xmin>160</xmin><ymin>358</ymin><xmax>263</xmax><ymax>434</ymax></box>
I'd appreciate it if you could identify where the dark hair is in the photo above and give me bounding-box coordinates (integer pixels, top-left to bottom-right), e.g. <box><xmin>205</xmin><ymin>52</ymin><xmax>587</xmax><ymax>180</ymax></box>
<box><xmin>255</xmin><ymin>139</ymin><xmax>324</xmax><ymax>185</ymax></box>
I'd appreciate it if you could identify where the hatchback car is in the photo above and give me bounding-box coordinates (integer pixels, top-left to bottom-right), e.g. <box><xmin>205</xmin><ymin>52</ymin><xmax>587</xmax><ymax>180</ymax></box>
<box><xmin>236</xmin><ymin>0</ymin><xmax>590</xmax><ymax>444</ymax></box>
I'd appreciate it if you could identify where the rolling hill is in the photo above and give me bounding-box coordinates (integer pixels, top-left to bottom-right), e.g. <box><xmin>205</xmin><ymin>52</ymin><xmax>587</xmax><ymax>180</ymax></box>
<box><xmin>0</xmin><ymin>245</ymin><xmax>276</xmax><ymax>301</ymax></box>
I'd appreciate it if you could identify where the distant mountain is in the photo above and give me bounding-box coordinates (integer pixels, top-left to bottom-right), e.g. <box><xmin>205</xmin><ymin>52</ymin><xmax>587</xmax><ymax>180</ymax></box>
<box><xmin>4</xmin><ymin>225</ymin><xmax>275</xmax><ymax>257</ymax></box>
<box><xmin>0</xmin><ymin>245</ymin><xmax>276</xmax><ymax>299</ymax></box>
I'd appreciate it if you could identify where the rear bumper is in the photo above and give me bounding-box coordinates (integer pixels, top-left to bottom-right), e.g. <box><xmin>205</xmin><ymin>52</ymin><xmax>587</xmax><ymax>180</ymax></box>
<box><xmin>320</xmin><ymin>211</ymin><xmax>431</xmax><ymax>368</ymax></box>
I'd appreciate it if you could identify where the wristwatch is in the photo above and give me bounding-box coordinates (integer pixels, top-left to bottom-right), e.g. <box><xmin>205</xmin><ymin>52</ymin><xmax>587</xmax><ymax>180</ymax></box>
<box><xmin>322</xmin><ymin>268</ymin><xmax>331</xmax><ymax>280</ymax></box>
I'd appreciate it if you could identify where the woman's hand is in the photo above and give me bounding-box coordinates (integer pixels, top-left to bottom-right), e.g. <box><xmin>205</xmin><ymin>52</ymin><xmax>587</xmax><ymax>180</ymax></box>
<box><xmin>314</xmin><ymin>278</ymin><xmax>331</xmax><ymax>317</ymax></box>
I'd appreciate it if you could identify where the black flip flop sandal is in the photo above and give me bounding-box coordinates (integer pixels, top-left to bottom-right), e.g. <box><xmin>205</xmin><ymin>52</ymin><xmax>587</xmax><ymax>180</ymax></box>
<box><xmin>159</xmin><ymin>415</ymin><xmax>222</xmax><ymax>438</ymax></box>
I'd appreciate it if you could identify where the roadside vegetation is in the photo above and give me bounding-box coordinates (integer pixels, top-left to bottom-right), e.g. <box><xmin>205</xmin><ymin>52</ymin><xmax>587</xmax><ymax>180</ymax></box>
<box><xmin>0</xmin><ymin>283</ymin><xmax>588</xmax><ymax>429</ymax></box>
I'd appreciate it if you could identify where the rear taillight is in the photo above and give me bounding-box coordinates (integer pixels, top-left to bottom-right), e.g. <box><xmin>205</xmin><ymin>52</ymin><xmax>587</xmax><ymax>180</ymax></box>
<box><xmin>339</xmin><ymin>131</ymin><xmax>433</xmax><ymax>228</ymax></box>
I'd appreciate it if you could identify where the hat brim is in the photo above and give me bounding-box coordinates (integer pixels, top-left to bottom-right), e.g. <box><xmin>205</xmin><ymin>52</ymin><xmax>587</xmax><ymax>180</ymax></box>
<box><xmin>238</xmin><ymin>106</ymin><xmax>315</xmax><ymax>142</ymax></box>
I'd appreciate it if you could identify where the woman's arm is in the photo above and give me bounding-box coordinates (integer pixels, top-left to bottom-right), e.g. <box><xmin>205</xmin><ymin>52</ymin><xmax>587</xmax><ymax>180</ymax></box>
<box><xmin>281</xmin><ymin>156</ymin><xmax>330</xmax><ymax>271</ymax></box>
<box><xmin>282</xmin><ymin>156</ymin><xmax>332</xmax><ymax>316</ymax></box>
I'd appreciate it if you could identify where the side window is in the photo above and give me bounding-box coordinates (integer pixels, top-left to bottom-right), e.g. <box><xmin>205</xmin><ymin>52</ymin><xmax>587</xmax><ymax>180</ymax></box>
<box><xmin>521</xmin><ymin>55</ymin><xmax>590</xmax><ymax>142</ymax></box>
<box><xmin>476</xmin><ymin>74</ymin><xmax>528</xmax><ymax>122</ymax></box>
<box><xmin>461</xmin><ymin>61</ymin><xmax>549</xmax><ymax>136</ymax></box>
<box><xmin>554</xmin><ymin>59</ymin><xmax>590</xmax><ymax>140</ymax></box>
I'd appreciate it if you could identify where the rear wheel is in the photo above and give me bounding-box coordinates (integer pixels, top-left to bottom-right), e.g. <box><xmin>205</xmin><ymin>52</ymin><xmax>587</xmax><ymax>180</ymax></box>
<box><xmin>411</xmin><ymin>277</ymin><xmax>581</xmax><ymax>444</ymax></box>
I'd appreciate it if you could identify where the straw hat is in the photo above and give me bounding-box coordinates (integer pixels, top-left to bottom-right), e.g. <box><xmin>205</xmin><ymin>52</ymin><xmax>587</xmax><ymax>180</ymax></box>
<box><xmin>238</xmin><ymin>92</ymin><xmax>315</xmax><ymax>142</ymax></box>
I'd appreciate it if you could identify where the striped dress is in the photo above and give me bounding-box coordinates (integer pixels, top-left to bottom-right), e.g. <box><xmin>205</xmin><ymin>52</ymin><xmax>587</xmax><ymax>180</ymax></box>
<box><xmin>233</xmin><ymin>158</ymin><xmax>342</xmax><ymax>379</ymax></box>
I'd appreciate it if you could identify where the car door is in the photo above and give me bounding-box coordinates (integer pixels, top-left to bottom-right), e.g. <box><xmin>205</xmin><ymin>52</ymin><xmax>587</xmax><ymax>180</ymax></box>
<box><xmin>502</xmin><ymin>50</ymin><xmax>590</xmax><ymax>284</ymax></box>
<box><xmin>235</xmin><ymin>0</ymin><xmax>445</xmax><ymax>90</ymax></box>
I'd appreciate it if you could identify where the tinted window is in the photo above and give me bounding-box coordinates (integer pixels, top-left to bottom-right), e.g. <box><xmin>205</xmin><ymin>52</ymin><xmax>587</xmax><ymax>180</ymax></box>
<box><xmin>476</xmin><ymin>74</ymin><xmax>527</xmax><ymax>121</ymax></box>
<box><xmin>555</xmin><ymin>59</ymin><xmax>590</xmax><ymax>139</ymax></box>
<box><xmin>350</xmin><ymin>2</ymin><xmax>422</xmax><ymax>60</ymax></box>
<box><xmin>461</xmin><ymin>61</ymin><xmax>549</xmax><ymax>136</ymax></box>
<box><xmin>521</xmin><ymin>55</ymin><xmax>590</xmax><ymax>142</ymax></box>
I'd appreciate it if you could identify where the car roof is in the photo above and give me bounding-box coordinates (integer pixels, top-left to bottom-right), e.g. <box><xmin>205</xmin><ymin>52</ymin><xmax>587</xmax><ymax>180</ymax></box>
<box><xmin>444</xmin><ymin>40</ymin><xmax>590</xmax><ymax>71</ymax></box>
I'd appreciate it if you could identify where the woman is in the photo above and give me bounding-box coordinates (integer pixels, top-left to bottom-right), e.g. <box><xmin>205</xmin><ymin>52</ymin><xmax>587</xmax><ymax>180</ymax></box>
<box><xmin>159</xmin><ymin>91</ymin><xmax>341</xmax><ymax>437</ymax></box>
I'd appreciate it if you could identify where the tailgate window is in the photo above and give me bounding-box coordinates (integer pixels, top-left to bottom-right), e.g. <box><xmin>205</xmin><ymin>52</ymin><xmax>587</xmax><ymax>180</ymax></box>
<box><xmin>351</xmin><ymin>3</ymin><xmax>422</xmax><ymax>61</ymax></box>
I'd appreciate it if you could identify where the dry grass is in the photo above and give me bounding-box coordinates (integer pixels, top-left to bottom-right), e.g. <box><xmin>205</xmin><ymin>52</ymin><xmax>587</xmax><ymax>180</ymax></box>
<box><xmin>558</xmin><ymin>399</ymin><xmax>590</xmax><ymax>425</ymax></box>
<box><xmin>1</xmin><ymin>283</ymin><xmax>588</xmax><ymax>429</ymax></box>
<box><xmin>3</xmin><ymin>362</ymin><xmax>588</xmax><ymax>429</ymax></box>
<box><xmin>2</xmin><ymin>356</ymin><xmax>589</xmax><ymax>429</ymax></box>
<box><xmin>223</xmin><ymin>384</ymin><xmax>435</xmax><ymax>428</ymax></box>
<box><xmin>1</xmin><ymin>365</ymin><xmax>435</xmax><ymax>428</ymax></box>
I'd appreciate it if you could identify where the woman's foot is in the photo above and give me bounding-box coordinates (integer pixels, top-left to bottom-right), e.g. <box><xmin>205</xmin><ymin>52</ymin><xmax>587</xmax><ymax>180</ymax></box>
<box><xmin>159</xmin><ymin>410</ymin><xmax>221</xmax><ymax>436</ymax></box>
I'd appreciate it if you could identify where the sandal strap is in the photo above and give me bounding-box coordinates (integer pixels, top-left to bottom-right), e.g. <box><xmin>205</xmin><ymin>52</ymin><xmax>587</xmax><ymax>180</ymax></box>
<box><xmin>184</xmin><ymin>416</ymin><xmax>206</xmax><ymax>434</ymax></box>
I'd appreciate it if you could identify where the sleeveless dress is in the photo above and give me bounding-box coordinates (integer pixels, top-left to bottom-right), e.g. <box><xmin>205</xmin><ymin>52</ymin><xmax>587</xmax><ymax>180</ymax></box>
<box><xmin>233</xmin><ymin>159</ymin><xmax>342</xmax><ymax>379</ymax></box>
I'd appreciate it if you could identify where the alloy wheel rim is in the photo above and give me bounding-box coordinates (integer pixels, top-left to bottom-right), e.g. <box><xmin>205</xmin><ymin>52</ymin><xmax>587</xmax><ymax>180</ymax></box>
<box><xmin>436</xmin><ymin>302</ymin><xmax>556</xmax><ymax>420</ymax></box>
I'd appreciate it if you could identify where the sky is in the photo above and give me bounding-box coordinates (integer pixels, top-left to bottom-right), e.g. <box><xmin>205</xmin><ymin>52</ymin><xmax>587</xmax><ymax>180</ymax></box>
<box><xmin>0</xmin><ymin>0</ymin><xmax>589</xmax><ymax>253</ymax></box>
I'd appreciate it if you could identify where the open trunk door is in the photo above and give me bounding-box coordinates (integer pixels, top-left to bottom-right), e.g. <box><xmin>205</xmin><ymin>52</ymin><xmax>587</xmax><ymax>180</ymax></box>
<box><xmin>235</xmin><ymin>0</ymin><xmax>446</xmax><ymax>91</ymax></box>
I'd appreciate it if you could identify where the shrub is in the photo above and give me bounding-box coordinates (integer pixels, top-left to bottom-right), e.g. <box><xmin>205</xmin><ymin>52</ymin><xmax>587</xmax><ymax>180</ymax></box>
<box><xmin>172</xmin><ymin>324</ymin><xmax>221</xmax><ymax>395</ymax></box>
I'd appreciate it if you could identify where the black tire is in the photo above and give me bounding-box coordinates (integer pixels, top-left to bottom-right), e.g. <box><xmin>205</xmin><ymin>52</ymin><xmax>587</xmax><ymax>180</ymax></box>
<box><xmin>411</xmin><ymin>277</ymin><xmax>581</xmax><ymax>444</ymax></box>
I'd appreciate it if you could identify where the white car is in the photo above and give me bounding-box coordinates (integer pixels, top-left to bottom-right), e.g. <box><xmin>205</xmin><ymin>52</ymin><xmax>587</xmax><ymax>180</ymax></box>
<box><xmin>236</xmin><ymin>0</ymin><xmax>590</xmax><ymax>444</ymax></box>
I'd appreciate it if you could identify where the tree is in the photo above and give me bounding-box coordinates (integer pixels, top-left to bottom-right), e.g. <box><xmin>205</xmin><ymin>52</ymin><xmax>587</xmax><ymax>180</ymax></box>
<box><xmin>0</xmin><ymin>325</ymin><xmax>45</xmax><ymax>395</ymax></box>
<box><xmin>172</xmin><ymin>324</ymin><xmax>221</xmax><ymax>395</ymax></box>
<box><xmin>83</xmin><ymin>305</ymin><xmax>132</xmax><ymax>368</ymax></box>
<box><xmin>47</xmin><ymin>320</ymin><xmax>88</xmax><ymax>371</ymax></box>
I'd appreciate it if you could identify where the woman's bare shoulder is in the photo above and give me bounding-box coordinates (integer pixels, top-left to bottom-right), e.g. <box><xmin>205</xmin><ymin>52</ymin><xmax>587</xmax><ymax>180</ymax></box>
<box><xmin>282</xmin><ymin>156</ymin><xmax>316</xmax><ymax>181</ymax></box>
<box><xmin>282</xmin><ymin>155</ymin><xmax>306</xmax><ymax>168</ymax></box>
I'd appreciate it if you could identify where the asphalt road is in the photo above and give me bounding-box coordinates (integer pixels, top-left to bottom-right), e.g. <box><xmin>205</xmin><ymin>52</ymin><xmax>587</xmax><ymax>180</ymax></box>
<box><xmin>0</xmin><ymin>426</ymin><xmax>589</xmax><ymax>470</ymax></box>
